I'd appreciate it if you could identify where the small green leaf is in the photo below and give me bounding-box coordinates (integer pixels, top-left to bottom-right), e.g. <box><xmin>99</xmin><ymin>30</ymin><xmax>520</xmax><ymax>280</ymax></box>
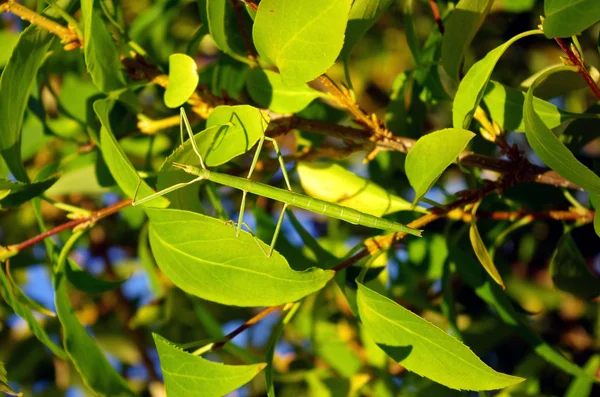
<box><xmin>207</xmin><ymin>0</ymin><xmax>254</xmax><ymax>64</ymax></box>
<box><xmin>147</xmin><ymin>208</ymin><xmax>334</xmax><ymax>306</ymax></box>
<box><xmin>247</xmin><ymin>69</ymin><xmax>324</xmax><ymax>113</ymax></box>
<box><xmin>441</xmin><ymin>0</ymin><xmax>493</xmax><ymax>81</ymax></box>
<box><xmin>543</xmin><ymin>0</ymin><xmax>600</xmax><ymax>38</ymax></box>
<box><xmin>94</xmin><ymin>98</ymin><xmax>169</xmax><ymax>208</ymax></box>
<box><xmin>565</xmin><ymin>354</ymin><xmax>600</xmax><ymax>397</ymax></box>
<box><xmin>65</xmin><ymin>259</ymin><xmax>127</xmax><ymax>294</ymax></box>
<box><xmin>0</xmin><ymin>177</ymin><xmax>58</xmax><ymax>208</ymax></box>
<box><xmin>297</xmin><ymin>161</ymin><xmax>421</xmax><ymax>216</ymax></box>
<box><xmin>253</xmin><ymin>0</ymin><xmax>353</xmax><ymax>86</ymax></box>
<box><xmin>482</xmin><ymin>80</ymin><xmax>580</xmax><ymax>132</ymax></box>
<box><xmin>550</xmin><ymin>232</ymin><xmax>600</xmax><ymax>299</ymax></box>
<box><xmin>591</xmin><ymin>195</ymin><xmax>600</xmax><ymax>238</ymax></box>
<box><xmin>81</xmin><ymin>0</ymin><xmax>125</xmax><ymax>92</ymax></box>
<box><xmin>469</xmin><ymin>222</ymin><xmax>505</xmax><ymax>288</ymax></box>
<box><xmin>0</xmin><ymin>362</ymin><xmax>22</xmax><ymax>397</ymax></box>
<box><xmin>154</xmin><ymin>334</ymin><xmax>266</xmax><ymax>396</ymax></box>
<box><xmin>523</xmin><ymin>66</ymin><xmax>600</xmax><ymax>196</ymax></box>
<box><xmin>405</xmin><ymin>128</ymin><xmax>474</xmax><ymax>206</ymax></box>
<box><xmin>164</xmin><ymin>54</ymin><xmax>199</xmax><ymax>108</ymax></box>
<box><xmin>340</xmin><ymin>0</ymin><xmax>394</xmax><ymax>60</ymax></box>
<box><xmin>357</xmin><ymin>284</ymin><xmax>524</xmax><ymax>390</ymax></box>
<box><xmin>453</xmin><ymin>30</ymin><xmax>542</xmax><ymax>130</ymax></box>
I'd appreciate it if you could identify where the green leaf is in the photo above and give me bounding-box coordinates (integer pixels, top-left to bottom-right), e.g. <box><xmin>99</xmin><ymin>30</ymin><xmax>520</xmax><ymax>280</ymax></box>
<box><xmin>164</xmin><ymin>54</ymin><xmax>199</xmax><ymax>108</ymax></box>
<box><xmin>386</xmin><ymin>71</ymin><xmax>411</xmax><ymax>135</ymax></box>
<box><xmin>55</xmin><ymin>258</ymin><xmax>135</xmax><ymax>396</ymax></box>
<box><xmin>482</xmin><ymin>80</ymin><xmax>581</xmax><ymax>132</ymax></box>
<box><xmin>0</xmin><ymin>361</ymin><xmax>22</xmax><ymax>397</ymax></box>
<box><xmin>441</xmin><ymin>0</ymin><xmax>493</xmax><ymax>81</ymax></box>
<box><xmin>405</xmin><ymin>128</ymin><xmax>474</xmax><ymax>206</ymax></box>
<box><xmin>65</xmin><ymin>259</ymin><xmax>127</xmax><ymax>294</ymax></box>
<box><xmin>81</xmin><ymin>0</ymin><xmax>125</xmax><ymax>92</ymax></box>
<box><xmin>357</xmin><ymin>284</ymin><xmax>524</xmax><ymax>390</ymax></box>
<box><xmin>469</xmin><ymin>222</ymin><xmax>505</xmax><ymax>288</ymax></box>
<box><xmin>154</xmin><ymin>334</ymin><xmax>266</xmax><ymax>396</ymax></box>
<box><xmin>543</xmin><ymin>0</ymin><xmax>600</xmax><ymax>38</ymax></box>
<box><xmin>297</xmin><ymin>161</ymin><xmax>422</xmax><ymax>216</ymax></box>
<box><xmin>246</xmin><ymin>69</ymin><xmax>324</xmax><ymax>113</ymax></box>
<box><xmin>520</xmin><ymin>65</ymin><xmax>597</xmax><ymax>100</ymax></box>
<box><xmin>253</xmin><ymin>0</ymin><xmax>353</xmax><ymax>86</ymax></box>
<box><xmin>265</xmin><ymin>304</ymin><xmax>300</xmax><ymax>397</ymax></box>
<box><xmin>453</xmin><ymin>30</ymin><xmax>542</xmax><ymax>130</ymax></box>
<box><xmin>0</xmin><ymin>32</ymin><xmax>19</xmax><ymax>68</ymax></box>
<box><xmin>4</xmin><ymin>264</ymin><xmax>56</xmax><ymax>317</ymax></box>
<box><xmin>591</xmin><ymin>195</ymin><xmax>600</xmax><ymax>238</ymax></box>
<box><xmin>147</xmin><ymin>208</ymin><xmax>334</xmax><ymax>306</ymax></box>
<box><xmin>523</xmin><ymin>66</ymin><xmax>600</xmax><ymax>196</ymax></box>
<box><xmin>565</xmin><ymin>354</ymin><xmax>600</xmax><ymax>397</ymax></box>
<box><xmin>340</xmin><ymin>0</ymin><xmax>394</xmax><ymax>60</ymax></box>
<box><xmin>207</xmin><ymin>0</ymin><xmax>254</xmax><ymax>64</ymax></box>
<box><xmin>0</xmin><ymin>177</ymin><xmax>58</xmax><ymax>208</ymax></box>
<box><xmin>550</xmin><ymin>232</ymin><xmax>600</xmax><ymax>299</ymax></box>
<box><xmin>94</xmin><ymin>98</ymin><xmax>169</xmax><ymax>208</ymax></box>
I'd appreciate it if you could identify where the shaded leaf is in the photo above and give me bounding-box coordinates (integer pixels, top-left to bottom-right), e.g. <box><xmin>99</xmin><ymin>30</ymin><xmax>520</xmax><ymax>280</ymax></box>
<box><xmin>247</xmin><ymin>69</ymin><xmax>324</xmax><ymax>113</ymax></box>
<box><xmin>386</xmin><ymin>71</ymin><xmax>411</xmax><ymax>135</ymax></box>
<box><xmin>94</xmin><ymin>98</ymin><xmax>169</xmax><ymax>208</ymax></box>
<box><xmin>357</xmin><ymin>284</ymin><xmax>524</xmax><ymax>390</ymax></box>
<box><xmin>442</xmin><ymin>0</ymin><xmax>493</xmax><ymax>80</ymax></box>
<box><xmin>147</xmin><ymin>208</ymin><xmax>334</xmax><ymax>306</ymax></box>
<box><xmin>340</xmin><ymin>0</ymin><xmax>394</xmax><ymax>60</ymax></box>
<box><xmin>591</xmin><ymin>195</ymin><xmax>600</xmax><ymax>238</ymax></box>
<box><xmin>520</xmin><ymin>65</ymin><xmax>599</xmax><ymax>100</ymax></box>
<box><xmin>523</xmin><ymin>66</ymin><xmax>600</xmax><ymax>196</ymax></box>
<box><xmin>469</xmin><ymin>222</ymin><xmax>505</xmax><ymax>288</ymax></box>
<box><xmin>154</xmin><ymin>334</ymin><xmax>265</xmax><ymax>396</ymax></box>
<box><xmin>0</xmin><ymin>177</ymin><xmax>58</xmax><ymax>208</ymax></box>
<box><xmin>4</xmin><ymin>263</ymin><xmax>55</xmax><ymax>317</ymax></box>
<box><xmin>543</xmin><ymin>0</ymin><xmax>600</xmax><ymax>38</ymax></box>
<box><xmin>265</xmin><ymin>304</ymin><xmax>299</xmax><ymax>397</ymax></box>
<box><xmin>0</xmin><ymin>361</ymin><xmax>22</xmax><ymax>397</ymax></box>
<box><xmin>253</xmin><ymin>0</ymin><xmax>352</xmax><ymax>86</ymax></box>
<box><xmin>164</xmin><ymin>54</ymin><xmax>199</xmax><ymax>108</ymax></box>
<box><xmin>453</xmin><ymin>30</ymin><xmax>542</xmax><ymax>130</ymax></box>
<box><xmin>405</xmin><ymin>128</ymin><xmax>474</xmax><ymax>206</ymax></box>
<box><xmin>550</xmin><ymin>232</ymin><xmax>600</xmax><ymax>299</ymax></box>
<box><xmin>297</xmin><ymin>161</ymin><xmax>421</xmax><ymax>216</ymax></box>
<box><xmin>565</xmin><ymin>354</ymin><xmax>600</xmax><ymax>397</ymax></box>
<box><xmin>207</xmin><ymin>0</ymin><xmax>254</xmax><ymax>63</ymax></box>
<box><xmin>81</xmin><ymin>0</ymin><xmax>125</xmax><ymax>91</ymax></box>
<box><xmin>65</xmin><ymin>259</ymin><xmax>127</xmax><ymax>294</ymax></box>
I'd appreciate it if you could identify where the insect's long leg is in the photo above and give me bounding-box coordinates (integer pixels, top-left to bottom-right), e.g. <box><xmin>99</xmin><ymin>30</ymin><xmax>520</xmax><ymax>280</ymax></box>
<box><xmin>236</xmin><ymin>133</ymin><xmax>267</xmax><ymax>236</ymax></box>
<box><xmin>225</xmin><ymin>220</ymin><xmax>269</xmax><ymax>256</ymax></box>
<box><xmin>180</xmin><ymin>107</ymin><xmax>206</xmax><ymax>170</ymax></box>
<box><xmin>264</xmin><ymin>136</ymin><xmax>292</xmax><ymax>191</ymax></box>
<box><xmin>268</xmin><ymin>204</ymin><xmax>289</xmax><ymax>257</ymax></box>
<box><xmin>132</xmin><ymin>176</ymin><xmax>203</xmax><ymax>206</ymax></box>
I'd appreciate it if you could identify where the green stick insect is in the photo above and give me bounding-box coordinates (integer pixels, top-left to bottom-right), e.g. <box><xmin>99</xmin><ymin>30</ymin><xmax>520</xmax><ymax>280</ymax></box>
<box><xmin>133</xmin><ymin>108</ymin><xmax>422</xmax><ymax>257</ymax></box>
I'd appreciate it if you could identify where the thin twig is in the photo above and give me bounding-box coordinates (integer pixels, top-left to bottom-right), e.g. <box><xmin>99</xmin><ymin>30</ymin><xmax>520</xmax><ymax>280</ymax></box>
<box><xmin>212</xmin><ymin>305</ymin><xmax>282</xmax><ymax>351</ymax></box>
<box><xmin>428</xmin><ymin>0</ymin><xmax>444</xmax><ymax>34</ymax></box>
<box><xmin>555</xmin><ymin>37</ymin><xmax>600</xmax><ymax>100</ymax></box>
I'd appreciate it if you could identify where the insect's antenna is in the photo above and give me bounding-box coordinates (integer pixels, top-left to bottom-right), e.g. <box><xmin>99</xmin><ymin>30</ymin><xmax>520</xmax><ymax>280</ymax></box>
<box><xmin>180</xmin><ymin>107</ymin><xmax>206</xmax><ymax>170</ymax></box>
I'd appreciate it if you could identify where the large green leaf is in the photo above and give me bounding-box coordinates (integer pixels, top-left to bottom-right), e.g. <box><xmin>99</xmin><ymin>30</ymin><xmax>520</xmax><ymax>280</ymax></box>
<box><xmin>0</xmin><ymin>32</ymin><xmax>19</xmax><ymax>68</ymax></box>
<box><xmin>297</xmin><ymin>161</ymin><xmax>421</xmax><ymax>216</ymax></box>
<box><xmin>0</xmin><ymin>177</ymin><xmax>58</xmax><ymax>208</ymax></box>
<box><xmin>441</xmin><ymin>0</ymin><xmax>493</xmax><ymax>81</ymax></box>
<box><xmin>253</xmin><ymin>0</ymin><xmax>352</xmax><ymax>86</ymax></box>
<box><xmin>81</xmin><ymin>0</ymin><xmax>125</xmax><ymax>92</ymax></box>
<box><xmin>405</xmin><ymin>128</ymin><xmax>474</xmax><ymax>206</ymax></box>
<box><xmin>543</xmin><ymin>0</ymin><xmax>600</xmax><ymax>38</ymax></box>
<box><xmin>0</xmin><ymin>361</ymin><xmax>21</xmax><ymax>397</ymax></box>
<box><xmin>550</xmin><ymin>232</ymin><xmax>600</xmax><ymax>299</ymax></box>
<box><xmin>482</xmin><ymin>80</ymin><xmax>581</xmax><ymax>133</ymax></box>
<box><xmin>357</xmin><ymin>284</ymin><xmax>524</xmax><ymax>390</ymax></box>
<box><xmin>453</xmin><ymin>30</ymin><xmax>542</xmax><ymax>130</ymax></box>
<box><xmin>207</xmin><ymin>0</ymin><xmax>254</xmax><ymax>64</ymax></box>
<box><xmin>340</xmin><ymin>0</ymin><xmax>393</xmax><ymax>60</ymax></box>
<box><xmin>523</xmin><ymin>66</ymin><xmax>600</xmax><ymax>196</ymax></box>
<box><xmin>246</xmin><ymin>69</ymin><xmax>324</xmax><ymax>113</ymax></box>
<box><xmin>164</xmin><ymin>54</ymin><xmax>199</xmax><ymax>108</ymax></box>
<box><xmin>94</xmin><ymin>98</ymin><xmax>169</xmax><ymax>208</ymax></box>
<box><xmin>154</xmin><ymin>334</ymin><xmax>265</xmax><ymax>396</ymax></box>
<box><xmin>147</xmin><ymin>208</ymin><xmax>334</xmax><ymax>306</ymax></box>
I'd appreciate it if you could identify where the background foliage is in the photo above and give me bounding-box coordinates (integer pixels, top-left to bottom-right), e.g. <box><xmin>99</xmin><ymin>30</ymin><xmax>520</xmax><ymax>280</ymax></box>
<box><xmin>1</xmin><ymin>0</ymin><xmax>600</xmax><ymax>396</ymax></box>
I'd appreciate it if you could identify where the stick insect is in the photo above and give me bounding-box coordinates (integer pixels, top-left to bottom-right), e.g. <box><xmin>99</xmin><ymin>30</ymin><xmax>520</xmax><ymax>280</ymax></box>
<box><xmin>133</xmin><ymin>108</ymin><xmax>422</xmax><ymax>257</ymax></box>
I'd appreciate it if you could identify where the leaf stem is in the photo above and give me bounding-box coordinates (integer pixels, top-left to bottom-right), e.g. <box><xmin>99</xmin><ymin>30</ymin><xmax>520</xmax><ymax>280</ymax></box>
<box><xmin>555</xmin><ymin>37</ymin><xmax>600</xmax><ymax>100</ymax></box>
<box><xmin>211</xmin><ymin>305</ymin><xmax>283</xmax><ymax>351</ymax></box>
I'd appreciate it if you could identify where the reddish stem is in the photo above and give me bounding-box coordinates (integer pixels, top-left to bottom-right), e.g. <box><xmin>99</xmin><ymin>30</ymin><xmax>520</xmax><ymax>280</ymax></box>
<box><xmin>555</xmin><ymin>37</ymin><xmax>600</xmax><ymax>100</ymax></box>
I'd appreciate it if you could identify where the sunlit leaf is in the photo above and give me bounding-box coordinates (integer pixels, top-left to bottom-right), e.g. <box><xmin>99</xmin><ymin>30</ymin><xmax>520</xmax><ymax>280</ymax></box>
<box><xmin>0</xmin><ymin>32</ymin><xmax>19</xmax><ymax>68</ymax></box>
<box><xmin>550</xmin><ymin>232</ymin><xmax>600</xmax><ymax>299</ymax></box>
<box><xmin>154</xmin><ymin>334</ymin><xmax>265</xmax><ymax>396</ymax></box>
<box><xmin>523</xmin><ymin>66</ymin><xmax>600</xmax><ymax>196</ymax></box>
<box><xmin>453</xmin><ymin>30</ymin><xmax>542</xmax><ymax>130</ymax></box>
<box><xmin>81</xmin><ymin>0</ymin><xmax>125</xmax><ymax>91</ymax></box>
<box><xmin>543</xmin><ymin>0</ymin><xmax>600</xmax><ymax>38</ymax></box>
<box><xmin>247</xmin><ymin>69</ymin><xmax>324</xmax><ymax>113</ymax></box>
<box><xmin>441</xmin><ymin>0</ymin><xmax>493</xmax><ymax>80</ymax></box>
<box><xmin>164</xmin><ymin>54</ymin><xmax>199</xmax><ymax>108</ymax></box>
<box><xmin>357</xmin><ymin>284</ymin><xmax>524</xmax><ymax>390</ymax></box>
<box><xmin>94</xmin><ymin>98</ymin><xmax>169</xmax><ymax>208</ymax></box>
<box><xmin>65</xmin><ymin>259</ymin><xmax>127</xmax><ymax>294</ymax></box>
<box><xmin>253</xmin><ymin>0</ymin><xmax>352</xmax><ymax>86</ymax></box>
<box><xmin>405</xmin><ymin>128</ymin><xmax>474</xmax><ymax>206</ymax></box>
<box><xmin>147</xmin><ymin>209</ymin><xmax>334</xmax><ymax>306</ymax></box>
<box><xmin>0</xmin><ymin>361</ymin><xmax>21</xmax><ymax>397</ymax></box>
<box><xmin>469</xmin><ymin>222</ymin><xmax>505</xmax><ymax>288</ymax></box>
<box><xmin>297</xmin><ymin>161</ymin><xmax>420</xmax><ymax>216</ymax></box>
<box><xmin>0</xmin><ymin>177</ymin><xmax>58</xmax><ymax>209</ymax></box>
<box><xmin>340</xmin><ymin>0</ymin><xmax>393</xmax><ymax>60</ymax></box>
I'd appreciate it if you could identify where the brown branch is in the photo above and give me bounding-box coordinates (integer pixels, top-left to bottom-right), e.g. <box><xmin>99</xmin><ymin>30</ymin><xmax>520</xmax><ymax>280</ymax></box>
<box><xmin>212</xmin><ymin>305</ymin><xmax>282</xmax><ymax>351</ymax></box>
<box><xmin>555</xmin><ymin>37</ymin><xmax>600</xmax><ymax>100</ymax></box>
<box><xmin>1</xmin><ymin>0</ymin><xmax>82</xmax><ymax>49</ymax></box>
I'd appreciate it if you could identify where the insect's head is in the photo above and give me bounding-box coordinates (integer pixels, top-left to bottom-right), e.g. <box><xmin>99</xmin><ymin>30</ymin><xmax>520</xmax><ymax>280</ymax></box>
<box><xmin>172</xmin><ymin>162</ymin><xmax>208</xmax><ymax>179</ymax></box>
